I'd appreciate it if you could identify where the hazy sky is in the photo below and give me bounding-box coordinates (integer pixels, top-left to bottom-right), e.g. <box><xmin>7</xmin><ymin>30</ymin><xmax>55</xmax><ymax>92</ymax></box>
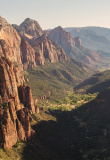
<box><xmin>0</xmin><ymin>0</ymin><xmax>110</xmax><ymax>29</ymax></box>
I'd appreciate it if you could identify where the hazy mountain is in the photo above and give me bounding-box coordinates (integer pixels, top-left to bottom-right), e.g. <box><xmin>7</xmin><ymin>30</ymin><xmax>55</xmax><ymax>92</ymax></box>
<box><xmin>64</xmin><ymin>27</ymin><xmax>110</xmax><ymax>52</ymax></box>
<box><xmin>45</xmin><ymin>26</ymin><xmax>110</xmax><ymax>69</ymax></box>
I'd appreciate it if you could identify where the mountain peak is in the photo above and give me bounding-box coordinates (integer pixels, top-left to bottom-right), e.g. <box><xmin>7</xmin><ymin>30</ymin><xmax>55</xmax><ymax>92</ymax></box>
<box><xmin>53</xmin><ymin>26</ymin><xmax>64</xmax><ymax>32</ymax></box>
<box><xmin>19</xmin><ymin>18</ymin><xmax>43</xmax><ymax>38</ymax></box>
<box><xmin>57</xmin><ymin>26</ymin><xmax>63</xmax><ymax>29</ymax></box>
<box><xmin>22</xmin><ymin>18</ymin><xmax>37</xmax><ymax>24</ymax></box>
<box><xmin>20</xmin><ymin>17</ymin><xmax>40</xmax><ymax>27</ymax></box>
<box><xmin>0</xmin><ymin>16</ymin><xmax>9</xmax><ymax>28</ymax></box>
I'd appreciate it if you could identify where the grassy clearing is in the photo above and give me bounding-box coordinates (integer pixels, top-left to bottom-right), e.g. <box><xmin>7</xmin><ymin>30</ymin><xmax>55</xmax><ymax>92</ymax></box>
<box><xmin>37</xmin><ymin>90</ymin><xmax>98</xmax><ymax>112</ymax></box>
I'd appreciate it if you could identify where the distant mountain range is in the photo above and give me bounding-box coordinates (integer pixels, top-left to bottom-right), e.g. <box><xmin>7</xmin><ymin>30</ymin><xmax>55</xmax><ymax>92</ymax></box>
<box><xmin>64</xmin><ymin>26</ymin><xmax>110</xmax><ymax>52</ymax></box>
<box><xmin>45</xmin><ymin>26</ymin><xmax>110</xmax><ymax>69</ymax></box>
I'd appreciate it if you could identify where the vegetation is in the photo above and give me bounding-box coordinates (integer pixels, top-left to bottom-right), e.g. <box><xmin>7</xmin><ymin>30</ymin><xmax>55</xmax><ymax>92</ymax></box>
<box><xmin>0</xmin><ymin>90</ymin><xmax>98</xmax><ymax>160</ymax></box>
<box><xmin>24</xmin><ymin>60</ymin><xmax>95</xmax><ymax>101</ymax></box>
<box><xmin>1</xmin><ymin>58</ymin><xmax>110</xmax><ymax>160</ymax></box>
<box><xmin>37</xmin><ymin>90</ymin><xmax>98</xmax><ymax>111</ymax></box>
<box><xmin>75</xmin><ymin>69</ymin><xmax>110</xmax><ymax>94</ymax></box>
<box><xmin>1</xmin><ymin>88</ymin><xmax>110</xmax><ymax>159</ymax></box>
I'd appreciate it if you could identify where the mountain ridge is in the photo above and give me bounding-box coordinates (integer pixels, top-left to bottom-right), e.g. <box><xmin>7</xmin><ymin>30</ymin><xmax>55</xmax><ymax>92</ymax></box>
<box><xmin>64</xmin><ymin>26</ymin><xmax>110</xmax><ymax>52</ymax></box>
<box><xmin>45</xmin><ymin>26</ymin><xmax>110</xmax><ymax>69</ymax></box>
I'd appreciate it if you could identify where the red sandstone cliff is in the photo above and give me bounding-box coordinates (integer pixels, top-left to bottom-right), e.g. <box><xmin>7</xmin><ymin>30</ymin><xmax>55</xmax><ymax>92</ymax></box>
<box><xmin>20</xmin><ymin>38</ymin><xmax>36</xmax><ymax>70</ymax></box>
<box><xmin>19</xmin><ymin>18</ymin><xmax>43</xmax><ymax>38</ymax></box>
<box><xmin>0</xmin><ymin>17</ymin><xmax>37</xmax><ymax>149</ymax></box>
<box><xmin>0</xmin><ymin>17</ymin><xmax>22</xmax><ymax>64</ymax></box>
<box><xmin>45</xmin><ymin>26</ymin><xmax>100</xmax><ymax>67</ymax></box>
<box><xmin>32</xmin><ymin>34</ymin><xmax>69</xmax><ymax>65</ymax></box>
<box><xmin>12</xmin><ymin>18</ymin><xmax>43</xmax><ymax>45</ymax></box>
<box><xmin>0</xmin><ymin>16</ymin><xmax>37</xmax><ymax>70</ymax></box>
<box><xmin>45</xmin><ymin>26</ymin><xmax>83</xmax><ymax>53</ymax></box>
<box><xmin>12</xmin><ymin>18</ymin><xmax>69</xmax><ymax>66</ymax></box>
<box><xmin>0</xmin><ymin>57</ymin><xmax>36</xmax><ymax>149</ymax></box>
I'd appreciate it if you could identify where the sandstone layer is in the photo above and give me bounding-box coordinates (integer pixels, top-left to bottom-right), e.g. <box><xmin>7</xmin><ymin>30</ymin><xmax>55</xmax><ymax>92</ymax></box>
<box><xmin>0</xmin><ymin>17</ymin><xmax>37</xmax><ymax>149</ymax></box>
<box><xmin>32</xmin><ymin>34</ymin><xmax>69</xmax><ymax>65</ymax></box>
<box><xmin>0</xmin><ymin>57</ymin><xmax>36</xmax><ymax>149</ymax></box>
<box><xmin>45</xmin><ymin>26</ymin><xmax>83</xmax><ymax>54</ymax></box>
<box><xmin>12</xmin><ymin>18</ymin><xmax>69</xmax><ymax>66</ymax></box>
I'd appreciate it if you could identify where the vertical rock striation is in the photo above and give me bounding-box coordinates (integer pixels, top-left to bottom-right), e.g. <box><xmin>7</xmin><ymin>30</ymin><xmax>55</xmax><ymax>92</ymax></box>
<box><xmin>0</xmin><ymin>57</ymin><xmax>36</xmax><ymax>149</ymax></box>
<box><xmin>0</xmin><ymin>17</ymin><xmax>37</xmax><ymax>149</ymax></box>
<box><xmin>20</xmin><ymin>38</ymin><xmax>36</xmax><ymax>70</ymax></box>
<box><xmin>32</xmin><ymin>34</ymin><xmax>69</xmax><ymax>65</ymax></box>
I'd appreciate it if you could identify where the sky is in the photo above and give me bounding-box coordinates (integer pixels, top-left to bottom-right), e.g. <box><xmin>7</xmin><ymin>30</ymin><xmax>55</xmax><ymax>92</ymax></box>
<box><xmin>0</xmin><ymin>0</ymin><xmax>110</xmax><ymax>30</ymax></box>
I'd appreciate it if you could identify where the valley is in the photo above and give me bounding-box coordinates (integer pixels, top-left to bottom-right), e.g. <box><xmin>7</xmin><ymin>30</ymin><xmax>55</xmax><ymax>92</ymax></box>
<box><xmin>1</xmin><ymin>15</ymin><xmax>110</xmax><ymax>160</ymax></box>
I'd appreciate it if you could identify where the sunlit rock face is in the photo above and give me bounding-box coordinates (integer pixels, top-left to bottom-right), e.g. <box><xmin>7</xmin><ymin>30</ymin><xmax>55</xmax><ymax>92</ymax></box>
<box><xmin>13</xmin><ymin>18</ymin><xmax>69</xmax><ymax>66</ymax></box>
<box><xmin>32</xmin><ymin>34</ymin><xmax>69</xmax><ymax>66</ymax></box>
<box><xmin>45</xmin><ymin>26</ymin><xmax>83</xmax><ymax>54</ymax></box>
<box><xmin>0</xmin><ymin>16</ymin><xmax>36</xmax><ymax>149</ymax></box>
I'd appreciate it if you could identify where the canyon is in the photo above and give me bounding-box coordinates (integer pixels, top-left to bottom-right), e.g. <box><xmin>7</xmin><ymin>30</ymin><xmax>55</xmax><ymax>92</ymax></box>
<box><xmin>0</xmin><ymin>16</ymin><xmax>73</xmax><ymax>149</ymax></box>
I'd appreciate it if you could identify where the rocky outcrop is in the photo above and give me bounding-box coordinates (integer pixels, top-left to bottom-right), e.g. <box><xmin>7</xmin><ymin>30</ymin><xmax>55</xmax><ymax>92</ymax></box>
<box><xmin>0</xmin><ymin>16</ymin><xmax>37</xmax><ymax>70</ymax></box>
<box><xmin>18</xmin><ymin>84</ymin><xmax>35</xmax><ymax>114</ymax></box>
<box><xmin>45</xmin><ymin>26</ymin><xmax>102</xmax><ymax>68</ymax></box>
<box><xmin>13</xmin><ymin>19</ymin><xmax>69</xmax><ymax>66</ymax></box>
<box><xmin>0</xmin><ymin>16</ymin><xmax>22</xmax><ymax>64</ymax></box>
<box><xmin>32</xmin><ymin>34</ymin><xmax>69</xmax><ymax>65</ymax></box>
<box><xmin>0</xmin><ymin>57</ymin><xmax>21</xmax><ymax>109</ymax></box>
<box><xmin>12</xmin><ymin>18</ymin><xmax>43</xmax><ymax>44</ymax></box>
<box><xmin>0</xmin><ymin>100</ymin><xmax>32</xmax><ymax>149</ymax></box>
<box><xmin>0</xmin><ymin>56</ymin><xmax>35</xmax><ymax>111</ymax></box>
<box><xmin>74</xmin><ymin>36</ymin><xmax>83</xmax><ymax>48</ymax></box>
<box><xmin>20</xmin><ymin>39</ymin><xmax>36</xmax><ymax>70</ymax></box>
<box><xmin>45</xmin><ymin>26</ymin><xmax>83</xmax><ymax>54</ymax></box>
<box><xmin>0</xmin><ymin>57</ymin><xmax>36</xmax><ymax>149</ymax></box>
<box><xmin>19</xmin><ymin>18</ymin><xmax>43</xmax><ymax>37</ymax></box>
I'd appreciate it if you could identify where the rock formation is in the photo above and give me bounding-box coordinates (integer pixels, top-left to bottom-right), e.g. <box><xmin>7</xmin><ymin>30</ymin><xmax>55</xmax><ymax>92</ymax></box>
<box><xmin>74</xmin><ymin>36</ymin><xmax>83</xmax><ymax>48</ymax></box>
<box><xmin>0</xmin><ymin>56</ymin><xmax>37</xmax><ymax>149</ymax></box>
<box><xmin>45</xmin><ymin>26</ymin><xmax>83</xmax><ymax>54</ymax></box>
<box><xmin>0</xmin><ymin>16</ymin><xmax>22</xmax><ymax>64</ymax></box>
<box><xmin>45</xmin><ymin>26</ymin><xmax>101</xmax><ymax>68</ymax></box>
<box><xmin>32</xmin><ymin>34</ymin><xmax>69</xmax><ymax>65</ymax></box>
<box><xmin>13</xmin><ymin>19</ymin><xmax>69</xmax><ymax>66</ymax></box>
<box><xmin>20</xmin><ymin>38</ymin><xmax>36</xmax><ymax>70</ymax></box>
<box><xmin>0</xmin><ymin>17</ymin><xmax>37</xmax><ymax>149</ymax></box>
<box><xmin>12</xmin><ymin>18</ymin><xmax>43</xmax><ymax>44</ymax></box>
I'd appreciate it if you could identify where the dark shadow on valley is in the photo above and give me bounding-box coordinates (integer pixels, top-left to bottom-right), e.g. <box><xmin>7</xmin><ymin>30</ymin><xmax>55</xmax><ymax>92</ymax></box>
<box><xmin>22</xmin><ymin>93</ymin><xmax>110</xmax><ymax>160</ymax></box>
